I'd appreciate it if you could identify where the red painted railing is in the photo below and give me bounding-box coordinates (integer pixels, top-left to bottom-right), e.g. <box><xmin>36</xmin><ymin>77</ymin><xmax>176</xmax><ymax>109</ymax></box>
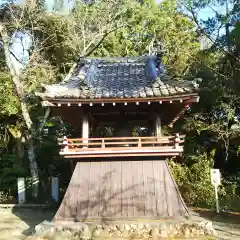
<box><xmin>58</xmin><ymin>134</ymin><xmax>185</xmax><ymax>158</ymax></box>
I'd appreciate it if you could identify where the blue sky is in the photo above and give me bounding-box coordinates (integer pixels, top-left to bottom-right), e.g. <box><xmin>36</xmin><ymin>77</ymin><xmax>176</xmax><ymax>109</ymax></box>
<box><xmin>198</xmin><ymin>3</ymin><xmax>227</xmax><ymax>21</ymax></box>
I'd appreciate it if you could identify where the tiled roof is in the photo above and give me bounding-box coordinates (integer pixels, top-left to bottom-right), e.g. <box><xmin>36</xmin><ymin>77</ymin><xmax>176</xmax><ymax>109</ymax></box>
<box><xmin>38</xmin><ymin>56</ymin><xmax>200</xmax><ymax>100</ymax></box>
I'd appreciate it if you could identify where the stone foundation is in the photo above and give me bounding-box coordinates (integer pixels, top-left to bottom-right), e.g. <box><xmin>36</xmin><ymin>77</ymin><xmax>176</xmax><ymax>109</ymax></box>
<box><xmin>27</xmin><ymin>220</ymin><xmax>217</xmax><ymax>239</ymax></box>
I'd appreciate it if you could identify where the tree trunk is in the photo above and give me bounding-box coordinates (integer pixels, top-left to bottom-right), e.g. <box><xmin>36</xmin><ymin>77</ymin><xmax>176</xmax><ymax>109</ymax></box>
<box><xmin>16</xmin><ymin>137</ymin><xmax>24</xmax><ymax>167</ymax></box>
<box><xmin>12</xmin><ymin>75</ymin><xmax>40</xmax><ymax>198</ymax></box>
<box><xmin>0</xmin><ymin>26</ymin><xmax>39</xmax><ymax>197</ymax></box>
<box><xmin>28</xmin><ymin>135</ymin><xmax>39</xmax><ymax>198</ymax></box>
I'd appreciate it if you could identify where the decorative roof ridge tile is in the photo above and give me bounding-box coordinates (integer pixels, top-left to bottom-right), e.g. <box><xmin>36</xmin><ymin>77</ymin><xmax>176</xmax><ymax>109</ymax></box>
<box><xmin>82</xmin><ymin>55</ymin><xmax>150</xmax><ymax>63</ymax></box>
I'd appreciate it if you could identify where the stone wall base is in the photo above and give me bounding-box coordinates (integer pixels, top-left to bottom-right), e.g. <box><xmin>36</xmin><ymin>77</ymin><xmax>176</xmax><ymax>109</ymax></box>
<box><xmin>30</xmin><ymin>219</ymin><xmax>217</xmax><ymax>239</ymax></box>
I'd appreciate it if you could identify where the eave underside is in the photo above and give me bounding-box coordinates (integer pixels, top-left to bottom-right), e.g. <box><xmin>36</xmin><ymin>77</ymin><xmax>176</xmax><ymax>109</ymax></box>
<box><xmin>41</xmin><ymin>93</ymin><xmax>199</xmax><ymax>107</ymax></box>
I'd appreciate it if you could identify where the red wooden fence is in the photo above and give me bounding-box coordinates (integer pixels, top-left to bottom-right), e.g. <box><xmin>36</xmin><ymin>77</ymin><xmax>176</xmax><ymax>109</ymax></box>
<box><xmin>58</xmin><ymin>134</ymin><xmax>185</xmax><ymax>158</ymax></box>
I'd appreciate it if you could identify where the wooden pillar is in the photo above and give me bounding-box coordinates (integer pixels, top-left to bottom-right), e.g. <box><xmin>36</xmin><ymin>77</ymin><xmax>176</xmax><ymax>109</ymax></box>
<box><xmin>82</xmin><ymin>113</ymin><xmax>89</xmax><ymax>145</ymax></box>
<box><xmin>155</xmin><ymin>114</ymin><xmax>162</xmax><ymax>137</ymax></box>
<box><xmin>91</xmin><ymin>118</ymin><xmax>97</xmax><ymax>137</ymax></box>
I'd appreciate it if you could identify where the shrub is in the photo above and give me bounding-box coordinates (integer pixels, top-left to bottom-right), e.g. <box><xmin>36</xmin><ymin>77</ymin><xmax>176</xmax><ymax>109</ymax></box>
<box><xmin>169</xmin><ymin>151</ymin><xmax>240</xmax><ymax>210</ymax></box>
<box><xmin>169</xmin><ymin>154</ymin><xmax>215</xmax><ymax>207</ymax></box>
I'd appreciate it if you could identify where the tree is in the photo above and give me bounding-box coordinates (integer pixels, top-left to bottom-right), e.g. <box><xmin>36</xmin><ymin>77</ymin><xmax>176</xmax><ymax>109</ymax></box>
<box><xmin>0</xmin><ymin>0</ymin><xmax>132</xmax><ymax>197</ymax></box>
<box><xmin>1</xmin><ymin>0</ymin><xmax>230</xmax><ymax>206</ymax></box>
<box><xmin>94</xmin><ymin>0</ymin><xmax>200</xmax><ymax>77</ymax></box>
<box><xmin>178</xmin><ymin>0</ymin><xmax>240</xmax><ymax>172</ymax></box>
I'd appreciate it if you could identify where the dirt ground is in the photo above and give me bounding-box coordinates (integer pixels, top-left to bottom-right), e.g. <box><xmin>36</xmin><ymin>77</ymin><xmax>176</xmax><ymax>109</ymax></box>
<box><xmin>0</xmin><ymin>208</ymin><xmax>239</xmax><ymax>240</ymax></box>
<box><xmin>0</xmin><ymin>208</ymin><xmax>54</xmax><ymax>240</ymax></box>
<box><xmin>192</xmin><ymin>209</ymin><xmax>240</xmax><ymax>240</ymax></box>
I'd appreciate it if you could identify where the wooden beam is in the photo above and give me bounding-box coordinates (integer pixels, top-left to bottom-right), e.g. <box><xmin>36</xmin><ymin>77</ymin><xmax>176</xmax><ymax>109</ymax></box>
<box><xmin>63</xmin><ymin>152</ymin><xmax>182</xmax><ymax>158</ymax></box>
<box><xmin>168</xmin><ymin>104</ymin><xmax>190</xmax><ymax>128</ymax></box>
<box><xmin>95</xmin><ymin>119</ymin><xmax>148</xmax><ymax>125</ymax></box>
<box><xmin>92</xmin><ymin>111</ymin><xmax>148</xmax><ymax>116</ymax></box>
<box><xmin>41</xmin><ymin>100</ymin><xmax>55</xmax><ymax>107</ymax></box>
<box><xmin>44</xmin><ymin>94</ymin><xmax>199</xmax><ymax>105</ymax></box>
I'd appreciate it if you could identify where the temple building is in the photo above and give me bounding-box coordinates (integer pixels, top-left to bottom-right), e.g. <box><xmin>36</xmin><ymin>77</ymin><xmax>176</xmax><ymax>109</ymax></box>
<box><xmin>37</xmin><ymin>54</ymin><xmax>200</xmax><ymax>221</ymax></box>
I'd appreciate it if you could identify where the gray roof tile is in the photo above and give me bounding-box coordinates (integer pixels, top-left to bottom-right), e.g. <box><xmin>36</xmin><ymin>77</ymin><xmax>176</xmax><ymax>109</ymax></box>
<box><xmin>39</xmin><ymin>56</ymin><xmax>200</xmax><ymax>100</ymax></box>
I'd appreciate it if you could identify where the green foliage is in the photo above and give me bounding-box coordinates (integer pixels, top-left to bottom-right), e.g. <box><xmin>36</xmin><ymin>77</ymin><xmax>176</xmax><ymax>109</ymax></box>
<box><xmin>178</xmin><ymin>0</ymin><xmax>240</xmax><ymax>201</ymax></box>
<box><xmin>0</xmin><ymin>153</ymin><xmax>26</xmax><ymax>202</ymax></box>
<box><xmin>169</xmin><ymin>153</ymin><xmax>240</xmax><ymax>210</ymax></box>
<box><xmin>22</xmin><ymin>58</ymin><xmax>57</xmax><ymax>93</ymax></box>
<box><xmin>96</xmin><ymin>0</ymin><xmax>200</xmax><ymax>76</ymax></box>
<box><xmin>220</xmin><ymin>178</ymin><xmax>240</xmax><ymax>212</ymax></box>
<box><xmin>169</xmin><ymin>152</ymin><xmax>215</xmax><ymax>207</ymax></box>
<box><xmin>0</xmin><ymin>71</ymin><xmax>19</xmax><ymax>116</ymax></box>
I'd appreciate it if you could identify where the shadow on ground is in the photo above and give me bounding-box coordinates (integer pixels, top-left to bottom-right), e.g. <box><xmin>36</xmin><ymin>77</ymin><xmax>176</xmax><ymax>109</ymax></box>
<box><xmin>192</xmin><ymin>209</ymin><xmax>240</xmax><ymax>240</ymax></box>
<box><xmin>12</xmin><ymin>207</ymin><xmax>55</xmax><ymax>236</ymax></box>
<box><xmin>6</xmin><ymin>207</ymin><xmax>240</xmax><ymax>240</ymax></box>
<box><xmin>194</xmin><ymin>209</ymin><xmax>240</xmax><ymax>225</ymax></box>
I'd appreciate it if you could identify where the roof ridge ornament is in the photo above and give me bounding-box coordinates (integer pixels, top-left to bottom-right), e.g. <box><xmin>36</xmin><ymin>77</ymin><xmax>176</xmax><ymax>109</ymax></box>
<box><xmin>152</xmin><ymin>40</ymin><xmax>165</xmax><ymax>67</ymax></box>
<box><xmin>146</xmin><ymin>40</ymin><xmax>167</xmax><ymax>81</ymax></box>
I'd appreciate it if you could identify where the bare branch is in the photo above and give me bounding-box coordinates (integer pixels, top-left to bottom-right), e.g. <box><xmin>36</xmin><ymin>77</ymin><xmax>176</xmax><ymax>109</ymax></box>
<box><xmin>38</xmin><ymin>107</ymin><xmax>51</xmax><ymax>134</ymax></box>
<box><xmin>182</xmin><ymin>2</ymin><xmax>240</xmax><ymax>62</ymax></box>
<box><xmin>0</xmin><ymin>24</ymin><xmax>33</xmax><ymax>130</ymax></box>
<box><xmin>82</xmin><ymin>24</ymin><xmax>126</xmax><ymax>58</ymax></box>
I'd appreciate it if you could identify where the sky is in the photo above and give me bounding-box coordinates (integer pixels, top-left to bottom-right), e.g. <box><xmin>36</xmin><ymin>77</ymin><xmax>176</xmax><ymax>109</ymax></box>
<box><xmin>0</xmin><ymin>0</ymin><xmax>220</xmax><ymax>20</ymax></box>
<box><xmin>0</xmin><ymin>0</ymin><xmax>227</xmax><ymax>72</ymax></box>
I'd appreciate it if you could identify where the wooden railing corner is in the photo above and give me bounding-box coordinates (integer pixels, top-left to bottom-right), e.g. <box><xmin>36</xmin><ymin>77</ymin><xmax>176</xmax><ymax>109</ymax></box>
<box><xmin>62</xmin><ymin>136</ymin><xmax>69</xmax><ymax>152</ymax></box>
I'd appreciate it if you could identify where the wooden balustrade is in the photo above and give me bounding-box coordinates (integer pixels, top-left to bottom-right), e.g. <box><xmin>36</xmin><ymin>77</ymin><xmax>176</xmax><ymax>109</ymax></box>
<box><xmin>58</xmin><ymin>134</ymin><xmax>185</xmax><ymax>158</ymax></box>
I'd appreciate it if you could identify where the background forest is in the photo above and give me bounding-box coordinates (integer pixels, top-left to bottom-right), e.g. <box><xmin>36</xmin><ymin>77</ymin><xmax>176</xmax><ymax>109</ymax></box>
<box><xmin>0</xmin><ymin>0</ymin><xmax>239</xmax><ymax>210</ymax></box>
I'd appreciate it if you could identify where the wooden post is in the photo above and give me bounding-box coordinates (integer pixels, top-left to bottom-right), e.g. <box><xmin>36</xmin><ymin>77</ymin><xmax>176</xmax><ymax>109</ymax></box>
<box><xmin>155</xmin><ymin>114</ymin><xmax>162</xmax><ymax>139</ymax></box>
<box><xmin>82</xmin><ymin>113</ymin><xmax>89</xmax><ymax>147</ymax></box>
<box><xmin>51</xmin><ymin>177</ymin><xmax>59</xmax><ymax>202</ymax></box>
<box><xmin>138</xmin><ymin>138</ymin><xmax>141</xmax><ymax>147</ymax></box>
<box><xmin>18</xmin><ymin>178</ymin><xmax>25</xmax><ymax>204</ymax></box>
<box><xmin>101</xmin><ymin>139</ymin><xmax>105</xmax><ymax>148</ymax></box>
<box><xmin>211</xmin><ymin>169</ymin><xmax>221</xmax><ymax>214</ymax></box>
<box><xmin>214</xmin><ymin>185</ymin><xmax>220</xmax><ymax>213</ymax></box>
<box><xmin>63</xmin><ymin>136</ymin><xmax>68</xmax><ymax>151</ymax></box>
<box><xmin>175</xmin><ymin>133</ymin><xmax>180</xmax><ymax>149</ymax></box>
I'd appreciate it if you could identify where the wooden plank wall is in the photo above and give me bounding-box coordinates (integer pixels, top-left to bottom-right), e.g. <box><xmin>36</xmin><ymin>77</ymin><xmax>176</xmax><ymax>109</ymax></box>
<box><xmin>54</xmin><ymin>160</ymin><xmax>189</xmax><ymax>221</ymax></box>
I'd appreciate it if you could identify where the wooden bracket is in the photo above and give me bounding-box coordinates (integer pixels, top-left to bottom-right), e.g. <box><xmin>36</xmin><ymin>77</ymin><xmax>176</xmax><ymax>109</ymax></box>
<box><xmin>168</xmin><ymin>103</ymin><xmax>190</xmax><ymax>128</ymax></box>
